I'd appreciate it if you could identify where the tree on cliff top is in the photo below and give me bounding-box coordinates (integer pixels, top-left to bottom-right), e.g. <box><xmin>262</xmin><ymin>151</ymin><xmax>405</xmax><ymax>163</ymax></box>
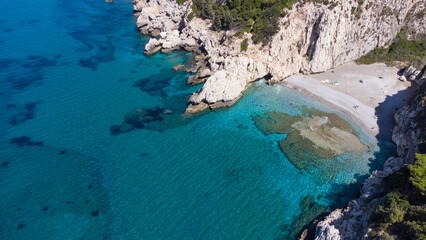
<box><xmin>191</xmin><ymin>0</ymin><xmax>296</xmax><ymax>44</ymax></box>
<box><xmin>409</xmin><ymin>153</ymin><xmax>426</xmax><ymax>196</ymax></box>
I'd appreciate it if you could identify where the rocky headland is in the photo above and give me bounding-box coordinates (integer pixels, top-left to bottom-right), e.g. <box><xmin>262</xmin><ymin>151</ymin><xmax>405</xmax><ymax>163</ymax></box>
<box><xmin>133</xmin><ymin>0</ymin><xmax>424</xmax><ymax>113</ymax></box>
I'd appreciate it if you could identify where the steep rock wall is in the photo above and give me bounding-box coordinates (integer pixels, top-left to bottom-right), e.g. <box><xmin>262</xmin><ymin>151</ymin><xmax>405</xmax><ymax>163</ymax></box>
<box><xmin>133</xmin><ymin>0</ymin><xmax>424</xmax><ymax>112</ymax></box>
<box><xmin>314</xmin><ymin>71</ymin><xmax>425</xmax><ymax>240</ymax></box>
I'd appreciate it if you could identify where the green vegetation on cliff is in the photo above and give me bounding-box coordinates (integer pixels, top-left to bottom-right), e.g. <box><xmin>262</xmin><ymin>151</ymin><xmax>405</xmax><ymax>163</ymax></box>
<box><xmin>190</xmin><ymin>0</ymin><xmax>296</xmax><ymax>44</ymax></box>
<box><xmin>355</xmin><ymin>33</ymin><xmax>426</xmax><ymax>68</ymax></box>
<box><xmin>368</xmin><ymin>84</ymin><xmax>426</xmax><ymax>239</ymax></box>
<box><xmin>409</xmin><ymin>154</ymin><xmax>426</xmax><ymax>196</ymax></box>
<box><xmin>187</xmin><ymin>0</ymin><xmax>341</xmax><ymax>44</ymax></box>
<box><xmin>240</xmin><ymin>38</ymin><xmax>248</xmax><ymax>51</ymax></box>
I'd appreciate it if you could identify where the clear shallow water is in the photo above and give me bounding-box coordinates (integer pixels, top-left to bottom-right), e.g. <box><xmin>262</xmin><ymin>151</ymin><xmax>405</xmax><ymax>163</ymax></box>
<box><xmin>0</xmin><ymin>0</ymin><xmax>395</xmax><ymax>239</ymax></box>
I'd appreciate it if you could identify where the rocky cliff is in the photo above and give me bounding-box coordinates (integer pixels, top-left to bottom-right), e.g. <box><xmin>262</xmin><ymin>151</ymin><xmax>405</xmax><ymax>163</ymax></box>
<box><xmin>314</xmin><ymin>69</ymin><xmax>425</xmax><ymax>240</ymax></box>
<box><xmin>133</xmin><ymin>0</ymin><xmax>424</xmax><ymax>113</ymax></box>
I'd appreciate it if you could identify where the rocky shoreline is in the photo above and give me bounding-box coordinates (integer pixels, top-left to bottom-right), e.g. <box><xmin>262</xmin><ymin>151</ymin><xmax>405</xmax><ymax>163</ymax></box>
<box><xmin>311</xmin><ymin>68</ymin><xmax>425</xmax><ymax>239</ymax></box>
<box><xmin>133</xmin><ymin>0</ymin><xmax>425</xmax><ymax>238</ymax></box>
<box><xmin>133</xmin><ymin>0</ymin><xmax>424</xmax><ymax>113</ymax></box>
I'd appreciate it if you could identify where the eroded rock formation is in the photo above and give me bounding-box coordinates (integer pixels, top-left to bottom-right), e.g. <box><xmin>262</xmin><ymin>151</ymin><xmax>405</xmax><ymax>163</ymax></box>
<box><xmin>134</xmin><ymin>0</ymin><xmax>424</xmax><ymax>113</ymax></box>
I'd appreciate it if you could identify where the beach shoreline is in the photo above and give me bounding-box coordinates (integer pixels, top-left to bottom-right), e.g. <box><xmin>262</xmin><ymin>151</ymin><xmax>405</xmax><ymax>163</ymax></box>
<box><xmin>282</xmin><ymin>62</ymin><xmax>414</xmax><ymax>139</ymax></box>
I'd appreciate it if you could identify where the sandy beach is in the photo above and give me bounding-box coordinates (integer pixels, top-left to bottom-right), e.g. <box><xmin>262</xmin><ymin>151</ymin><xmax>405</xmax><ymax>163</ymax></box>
<box><xmin>282</xmin><ymin>62</ymin><xmax>414</xmax><ymax>139</ymax></box>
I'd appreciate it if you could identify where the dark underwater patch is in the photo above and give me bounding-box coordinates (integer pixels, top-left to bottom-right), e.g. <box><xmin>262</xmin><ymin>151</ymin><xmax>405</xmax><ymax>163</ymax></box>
<box><xmin>1</xmin><ymin>161</ymin><xmax>10</xmax><ymax>168</ymax></box>
<box><xmin>22</xmin><ymin>56</ymin><xmax>56</xmax><ymax>69</ymax></box>
<box><xmin>7</xmin><ymin>73</ymin><xmax>43</xmax><ymax>90</ymax></box>
<box><xmin>9</xmin><ymin>102</ymin><xmax>41</xmax><ymax>125</ymax></box>
<box><xmin>111</xmin><ymin>94</ymin><xmax>204</xmax><ymax>135</ymax></box>
<box><xmin>91</xmin><ymin>210</ymin><xmax>99</xmax><ymax>217</ymax></box>
<box><xmin>110</xmin><ymin>107</ymin><xmax>165</xmax><ymax>135</ymax></box>
<box><xmin>132</xmin><ymin>73</ymin><xmax>173</xmax><ymax>97</ymax></box>
<box><xmin>4</xmin><ymin>28</ymin><xmax>14</xmax><ymax>33</ymax></box>
<box><xmin>27</xmin><ymin>19</ymin><xmax>40</xmax><ymax>24</ymax></box>
<box><xmin>280</xmin><ymin>195</ymin><xmax>330</xmax><ymax>239</ymax></box>
<box><xmin>9</xmin><ymin>136</ymin><xmax>43</xmax><ymax>147</ymax></box>
<box><xmin>78</xmin><ymin>44</ymin><xmax>115</xmax><ymax>70</ymax></box>
<box><xmin>0</xmin><ymin>58</ymin><xmax>19</xmax><ymax>72</ymax></box>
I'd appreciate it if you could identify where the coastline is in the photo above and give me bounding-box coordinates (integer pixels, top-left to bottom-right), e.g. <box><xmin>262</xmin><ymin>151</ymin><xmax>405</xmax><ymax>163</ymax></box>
<box><xmin>282</xmin><ymin>62</ymin><xmax>414</xmax><ymax>138</ymax></box>
<box><xmin>133</xmin><ymin>0</ymin><xmax>422</xmax><ymax>113</ymax></box>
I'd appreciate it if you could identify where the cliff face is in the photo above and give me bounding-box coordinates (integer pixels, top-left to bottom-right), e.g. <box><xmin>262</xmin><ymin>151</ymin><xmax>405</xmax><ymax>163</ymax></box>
<box><xmin>403</xmin><ymin>1</ymin><xmax>426</xmax><ymax>40</ymax></box>
<box><xmin>314</xmin><ymin>71</ymin><xmax>425</xmax><ymax>240</ymax></box>
<box><xmin>133</xmin><ymin>0</ymin><xmax>424</xmax><ymax>112</ymax></box>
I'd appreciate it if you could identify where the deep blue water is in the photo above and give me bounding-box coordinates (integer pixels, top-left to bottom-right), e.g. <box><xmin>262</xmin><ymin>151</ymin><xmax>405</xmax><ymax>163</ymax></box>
<box><xmin>0</xmin><ymin>0</ymin><xmax>395</xmax><ymax>239</ymax></box>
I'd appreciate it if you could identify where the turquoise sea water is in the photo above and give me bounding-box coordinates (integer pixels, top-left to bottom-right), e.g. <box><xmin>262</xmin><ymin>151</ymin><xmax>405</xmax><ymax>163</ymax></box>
<box><xmin>0</xmin><ymin>0</ymin><xmax>395</xmax><ymax>239</ymax></box>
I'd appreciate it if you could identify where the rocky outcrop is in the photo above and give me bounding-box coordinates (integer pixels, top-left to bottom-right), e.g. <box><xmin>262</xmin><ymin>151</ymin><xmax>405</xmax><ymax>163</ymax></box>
<box><xmin>314</xmin><ymin>70</ymin><xmax>425</xmax><ymax>240</ymax></box>
<box><xmin>133</xmin><ymin>0</ymin><xmax>424</xmax><ymax>112</ymax></box>
<box><xmin>403</xmin><ymin>1</ymin><xmax>426</xmax><ymax>40</ymax></box>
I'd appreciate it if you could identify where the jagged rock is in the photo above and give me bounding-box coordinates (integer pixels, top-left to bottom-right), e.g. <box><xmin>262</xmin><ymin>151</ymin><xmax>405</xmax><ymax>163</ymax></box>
<box><xmin>187</xmin><ymin>75</ymin><xmax>205</xmax><ymax>85</ymax></box>
<box><xmin>313</xmin><ymin>74</ymin><xmax>425</xmax><ymax>239</ymax></box>
<box><xmin>315</xmin><ymin>210</ymin><xmax>343</xmax><ymax>240</ymax></box>
<box><xmin>163</xmin><ymin>109</ymin><xmax>173</xmax><ymax>115</ymax></box>
<box><xmin>198</xmin><ymin>68</ymin><xmax>212</xmax><ymax>78</ymax></box>
<box><xmin>172</xmin><ymin>64</ymin><xmax>184</xmax><ymax>71</ymax></box>
<box><xmin>403</xmin><ymin>66</ymin><xmax>416</xmax><ymax>77</ymax></box>
<box><xmin>403</xmin><ymin>1</ymin><xmax>426</xmax><ymax>40</ymax></box>
<box><xmin>134</xmin><ymin>0</ymin><xmax>423</xmax><ymax>111</ymax></box>
<box><xmin>144</xmin><ymin>38</ymin><xmax>161</xmax><ymax>55</ymax></box>
<box><xmin>185</xmin><ymin>102</ymin><xmax>208</xmax><ymax>114</ymax></box>
<box><xmin>133</xmin><ymin>0</ymin><xmax>426</xmax><ymax>237</ymax></box>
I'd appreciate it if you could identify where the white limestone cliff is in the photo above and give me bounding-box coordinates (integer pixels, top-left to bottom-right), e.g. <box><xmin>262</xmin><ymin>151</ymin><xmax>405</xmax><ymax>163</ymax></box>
<box><xmin>133</xmin><ymin>0</ymin><xmax>424</xmax><ymax>112</ymax></box>
<box><xmin>314</xmin><ymin>71</ymin><xmax>425</xmax><ymax>240</ymax></box>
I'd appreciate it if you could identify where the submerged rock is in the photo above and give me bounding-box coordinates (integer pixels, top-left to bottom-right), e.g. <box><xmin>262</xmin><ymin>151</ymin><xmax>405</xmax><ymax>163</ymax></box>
<box><xmin>185</xmin><ymin>102</ymin><xmax>208</xmax><ymax>114</ymax></box>
<box><xmin>253</xmin><ymin>109</ymin><xmax>367</xmax><ymax>173</ymax></box>
<box><xmin>110</xmin><ymin>107</ymin><xmax>165</xmax><ymax>135</ymax></box>
<box><xmin>172</xmin><ymin>64</ymin><xmax>184</xmax><ymax>71</ymax></box>
<box><xmin>314</xmin><ymin>77</ymin><xmax>426</xmax><ymax>239</ymax></box>
<box><xmin>186</xmin><ymin>75</ymin><xmax>205</xmax><ymax>85</ymax></box>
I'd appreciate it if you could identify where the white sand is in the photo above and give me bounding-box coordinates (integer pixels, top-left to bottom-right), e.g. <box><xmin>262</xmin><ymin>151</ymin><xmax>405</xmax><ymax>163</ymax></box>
<box><xmin>282</xmin><ymin>62</ymin><xmax>414</xmax><ymax>138</ymax></box>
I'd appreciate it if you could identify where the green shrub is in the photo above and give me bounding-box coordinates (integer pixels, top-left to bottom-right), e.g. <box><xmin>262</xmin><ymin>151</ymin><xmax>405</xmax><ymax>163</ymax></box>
<box><xmin>409</xmin><ymin>154</ymin><xmax>426</xmax><ymax>196</ymax></box>
<box><xmin>369</xmin><ymin>157</ymin><xmax>426</xmax><ymax>239</ymax></box>
<box><xmin>191</xmin><ymin>0</ymin><xmax>297</xmax><ymax>44</ymax></box>
<box><xmin>383</xmin><ymin>166</ymin><xmax>410</xmax><ymax>193</ymax></box>
<box><xmin>416</xmin><ymin>9</ymin><xmax>425</xmax><ymax>19</ymax></box>
<box><xmin>355</xmin><ymin>32</ymin><xmax>426</xmax><ymax>68</ymax></box>
<box><xmin>240</xmin><ymin>38</ymin><xmax>248</xmax><ymax>51</ymax></box>
<box><xmin>370</xmin><ymin>192</ymin><xmax>410</xmax><ymax>231</ymax></box>
<box><xmin>176</xmin><ymin>0</ymin><xmax>188</xmax><ymax>4</ymax></box>
<box><xmin>187</xmin><ymin>12</ymin><xmax>195</xmax><ymax>21</ymax></box>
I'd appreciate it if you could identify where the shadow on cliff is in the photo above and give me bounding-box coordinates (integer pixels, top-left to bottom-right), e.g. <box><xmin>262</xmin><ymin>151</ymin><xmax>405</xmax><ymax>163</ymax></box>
<box><xmin>367</xmin><ymin>80</ymin><xmax>416</xmax><ymax>173</ymax></box>
<box><xmin>294</xmin><ymin>79</ymin><xmax>418</xmax><ymax>240</ymax></box>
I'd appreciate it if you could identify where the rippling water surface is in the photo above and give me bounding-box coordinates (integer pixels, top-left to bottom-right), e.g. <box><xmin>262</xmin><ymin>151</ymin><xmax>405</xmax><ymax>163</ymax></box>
<box><xmin>0</xmin><ymin>0</ymin><xmax>395</xmax><ymax>239</ymax></box>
